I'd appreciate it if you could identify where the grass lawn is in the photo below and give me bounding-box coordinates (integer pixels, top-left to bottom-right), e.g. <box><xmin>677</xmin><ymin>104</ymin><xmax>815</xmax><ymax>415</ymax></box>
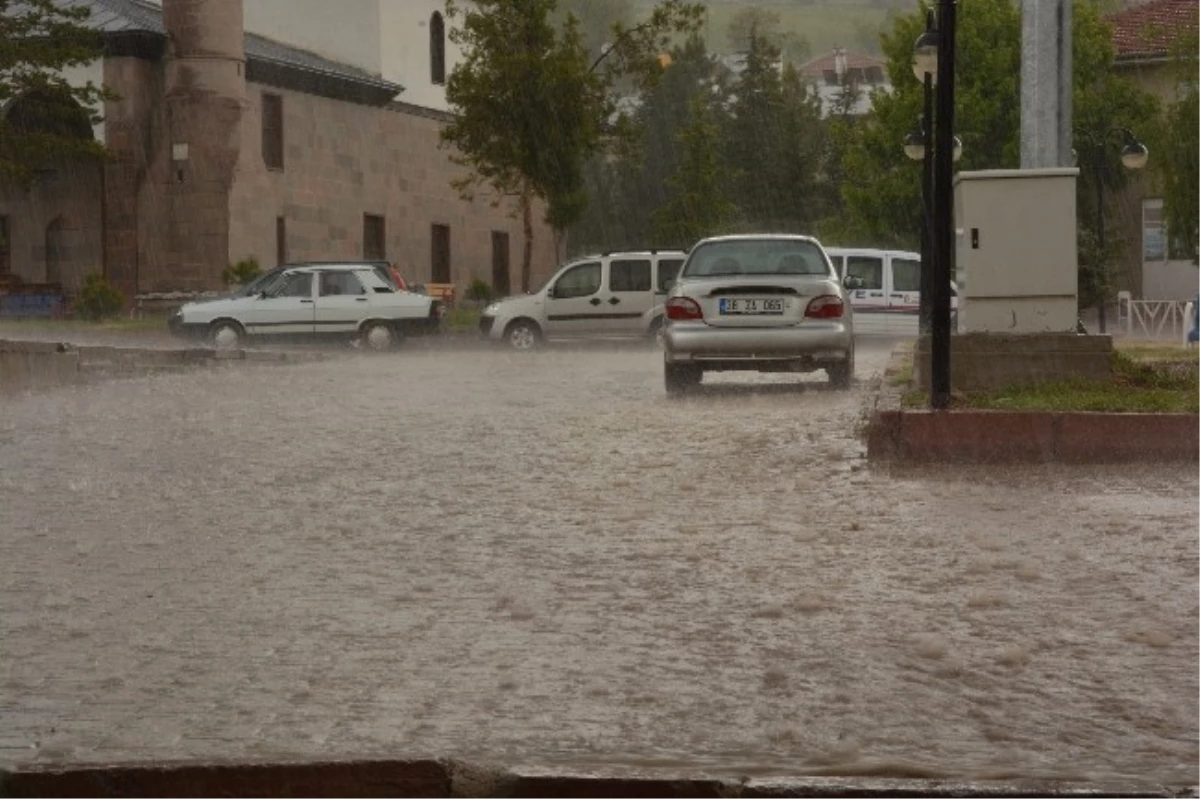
<box><xmin>900</xmin><ymin>345</ymin><xmax>1199</xmax><ymax>414</ymax></box>
<box><xmin>0</xmin><ymin>316</ymin><xmax>168</xmax><ymax>335</ymax></box>
<box><xmin>445</xmin><ymin>307</ymin><xmax>481</xmax><ymax>333</ymax></box>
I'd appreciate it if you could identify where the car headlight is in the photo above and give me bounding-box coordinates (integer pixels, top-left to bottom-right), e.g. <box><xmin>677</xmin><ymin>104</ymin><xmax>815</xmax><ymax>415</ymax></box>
<box><xmin>483</xmin><ymin>303</ymin><xmax>499</xmax><ymax>315</ymax></box>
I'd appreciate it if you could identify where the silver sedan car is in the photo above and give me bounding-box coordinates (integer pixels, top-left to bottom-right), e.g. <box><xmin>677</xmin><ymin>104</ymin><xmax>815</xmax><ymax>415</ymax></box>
<box><xmin>661</xmin><ymin>235</ymin><xmax>858</xmax><ymax>395</ymax></box>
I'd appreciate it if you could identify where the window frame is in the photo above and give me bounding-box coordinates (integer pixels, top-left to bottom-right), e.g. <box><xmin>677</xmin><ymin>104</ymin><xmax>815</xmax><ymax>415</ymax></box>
<box><xmin>261</xmin><ymin>92</ymin><xmax>284</xmax><ymax>171</ymax></box>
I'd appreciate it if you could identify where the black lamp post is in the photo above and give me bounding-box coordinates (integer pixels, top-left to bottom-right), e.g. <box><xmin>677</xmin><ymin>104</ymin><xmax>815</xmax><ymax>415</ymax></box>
<box><xmin>905</xmin><ymin>4</ymin><xmax>962</xmax><ymax>408</ymax></box>
<box><xmin>929</xmin><ymin>0</ymin><xmax>957</xmax><ymax>410</ymax></box>
<box><xmin>910</xmin><ymin>11</ymin><xmax>938</xmax><ymax>336</ymax></box>
<box><xmin>1073</xmin><ymin>127</ymin><xmax>1149</xmax><ymax>334</ymax></box>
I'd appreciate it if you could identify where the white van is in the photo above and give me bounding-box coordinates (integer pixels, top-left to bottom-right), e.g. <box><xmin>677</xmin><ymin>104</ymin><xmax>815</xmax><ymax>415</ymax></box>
<box><xmin>824</xmin><ymin>247</ymin><xmax>958</xmax><ymax>337</ymax></box>
<box><xmin>478</xmin><ymin>250</ymin><xmax>687</xmax><ymax>349</ymax></box>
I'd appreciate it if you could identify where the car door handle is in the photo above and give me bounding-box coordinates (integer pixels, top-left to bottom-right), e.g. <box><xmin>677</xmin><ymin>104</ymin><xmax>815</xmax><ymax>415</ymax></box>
<box><xmin>608</xmin><ymin>297</ymin><xmax>620</xmax><ymax>305</ymax></box>
<box><xmin>589</xmin><ymin>298</ymin><xmax>602</xmax><ymax>306</ymax></box>
<box><xmin>356</xmin><ymin>297</ymin><xmax>368</xmax><ymax>302</ymax></box>
<box><xmin>300</xmin><ymin>299</ymin><xmax>313</xmax><ymax>304</ymax></box>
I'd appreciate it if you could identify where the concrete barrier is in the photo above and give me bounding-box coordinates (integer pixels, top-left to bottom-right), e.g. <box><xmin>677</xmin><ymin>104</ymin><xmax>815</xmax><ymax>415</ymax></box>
<box><xmin>0</xmin><ymin>341</ymin><xmax>83</xmax><ymax>395</ymax></box>
<box><xmin>0</xmin><ymin>760</ymin><xmax>1192</xmax><ymax>798</ymax></box>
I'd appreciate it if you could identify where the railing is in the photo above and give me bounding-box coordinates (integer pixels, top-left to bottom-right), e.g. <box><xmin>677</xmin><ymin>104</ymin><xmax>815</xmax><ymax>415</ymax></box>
<box><xmin>1116</xmin><ymin>291</ymin><xmax>1194</xmax><ymax>340</ymax></box>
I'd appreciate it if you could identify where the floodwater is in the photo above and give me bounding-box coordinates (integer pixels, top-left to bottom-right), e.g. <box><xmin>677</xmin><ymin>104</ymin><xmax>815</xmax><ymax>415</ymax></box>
<box><xmin>1</xmin><ymin>339</ymin><xmax>1196</xmax><ymax>787</ymax></box>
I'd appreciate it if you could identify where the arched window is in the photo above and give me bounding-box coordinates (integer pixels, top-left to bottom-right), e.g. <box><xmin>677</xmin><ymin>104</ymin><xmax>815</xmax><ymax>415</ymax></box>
<box><xmin>430</xmin><ymin>11</ymin><xmax>446</xmax><ymax>85</ymax></box>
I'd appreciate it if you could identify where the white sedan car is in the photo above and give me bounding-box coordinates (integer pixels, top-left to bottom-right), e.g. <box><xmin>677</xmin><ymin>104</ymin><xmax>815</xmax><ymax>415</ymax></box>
<box><xmin>168</xmin><ymin>264</ymin><xmax>444</xmax><ymax>351</ymax></box>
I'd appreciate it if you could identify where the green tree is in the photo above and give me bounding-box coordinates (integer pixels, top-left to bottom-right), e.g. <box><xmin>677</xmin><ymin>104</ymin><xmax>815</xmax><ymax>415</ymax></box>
<box><xmin>651</xmin><ymin>94</ymin><xmax>738</xmax><ymax>248</ymax></box>
<box><xmin>836</xmin><ymin>0</ymin><xmax>1158</xmax><ymax>272</ymax></box>
<box><xmin>442</xmin><ymin>0</ymin><xmax>704</xmax><ymax>291</ymax></box>
<box><xmin>1154</xmin><ymin>32</ymin><xmax>1198</xmax><ymax>262</ymax></box>
<box><xmin>0</xmin><ymin>0</ymin><xmax>110</xmax><ymax>188</ymax></box>
<box><xmin>723</xmin><ymin>30</ymin><xmax>828</xmax><ymax>232</ymax></box>
<box><xmin>725</xmin><ymin>6</ymin><xmax>811</xmax><ymax>65</ymax></box>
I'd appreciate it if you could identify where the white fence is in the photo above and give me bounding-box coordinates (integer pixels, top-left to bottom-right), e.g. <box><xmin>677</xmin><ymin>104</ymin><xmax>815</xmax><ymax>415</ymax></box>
<box><xmin>1116</xmin><ymin>291</ymin><xmax>1196</xmax><ymax>343</ymax></box>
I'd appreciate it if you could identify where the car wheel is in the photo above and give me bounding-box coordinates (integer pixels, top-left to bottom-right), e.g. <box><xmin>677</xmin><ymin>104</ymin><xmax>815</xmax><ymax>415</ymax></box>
<box><xmin>209</xmin><ymin>320</ymin><xmax>244</xmax><ymax>351</ymax></box>
<box><xmin>505</xmin><ymin>320</ymin><xmax>540</xmax><ymax>351</ymax></box>
<box><xmin>664</xmin><ymin>362</ymin><xmax>702</xmax><ymax>396</ymax></box>
<box><xmin>361</xmin><ymin>321</ymin><xmax>398</xmax><ymax>352</ymax></box>
<box><xmin>827</xmin><ymin>348</ymin><xmax>855</xmax><ymax>389</ymax></box>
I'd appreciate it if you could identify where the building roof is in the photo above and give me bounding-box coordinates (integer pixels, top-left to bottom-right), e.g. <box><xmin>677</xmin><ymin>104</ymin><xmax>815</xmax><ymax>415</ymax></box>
<box><xmin>799</xmin><ymin>50</ymin><xmax>887</xmax><ymax>79</ymax></box>
<box><xmin>58</xmin><ymin>0</ymin><xmax>404</xmax><ymax>104</ymax></box>
<box><xmin>1107</xmin><ymin>0</ymin><xmax>1199</xmax><ymax>61</ymax></box>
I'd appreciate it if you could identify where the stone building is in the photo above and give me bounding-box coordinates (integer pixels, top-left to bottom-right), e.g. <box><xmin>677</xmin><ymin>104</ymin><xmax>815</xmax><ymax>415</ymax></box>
<box><xmin>0</xmin><ymin>0</ymin><xmax>556</xmax><ymax>299</ymax></box>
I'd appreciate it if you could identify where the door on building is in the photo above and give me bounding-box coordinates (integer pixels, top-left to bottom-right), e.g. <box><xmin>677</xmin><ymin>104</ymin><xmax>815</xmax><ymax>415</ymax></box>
<box><xmin>491</xmin><ymin>231</ymin><xmax>510</xmax><ymax>296</ymax></box>
<box><xmin>544</xmin><ymin>260</ymin><xmax>603</xmax><ymax>337</ymax></box>
<box><xmin>314</xmin><ymin>269</ymin><xmax>370</xmax><ymax>336</ymax></box>
<box><xmin>431</xmin><ymin>224</ymin><xmax>451</xmax><ymax>283</ymax></box>
<box><xmin>363</xmin><ymin>215</ymin><xmax>386</xmax><ymax>261</ymax></box>
<box><xmin>243</xmin><ymin>271</ymin><xmax>315</xmax><ymax>337</ymax></box>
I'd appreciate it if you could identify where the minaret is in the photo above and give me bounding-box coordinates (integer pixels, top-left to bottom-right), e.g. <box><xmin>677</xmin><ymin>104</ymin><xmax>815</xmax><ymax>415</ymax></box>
<box><xmin>161</xmin><ymin>0</ymin><xmax>246</xmax><ymax>290</ymax></box>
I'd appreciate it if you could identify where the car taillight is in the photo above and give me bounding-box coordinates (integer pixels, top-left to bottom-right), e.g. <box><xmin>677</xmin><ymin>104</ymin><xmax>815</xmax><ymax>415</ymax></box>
<box><xmin>665</xmin><ymin>297</ymin><xmax>702</xmax><ymax>321</ymax></box>
<box><xmin>805</xmin><ymin>295</ymin><xmax>844</xmax><ymax>319</ymax></box>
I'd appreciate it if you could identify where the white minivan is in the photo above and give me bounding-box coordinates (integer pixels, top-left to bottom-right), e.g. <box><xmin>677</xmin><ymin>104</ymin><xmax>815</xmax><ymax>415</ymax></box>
<box><xmin>824</xmin><ymin>247</ymin><xmax>958</xmax><ymax>337</ymax></box>
<box><xmin>478</xmin><ymin>250</ymin><xmax>687</xmax><ymax>349</ymax></box>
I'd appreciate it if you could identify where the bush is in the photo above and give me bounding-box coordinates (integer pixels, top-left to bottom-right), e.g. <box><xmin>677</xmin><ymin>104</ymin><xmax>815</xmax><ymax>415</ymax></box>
<box><xmin>222</xmin><ymin>256</ymin><xmax>262</xmax><ymax>287</ymax></box>
<box><xmin>465</xmin><ymin>278</ymin><xmax>494</xmax><ymax>304</ymax></box>
<box><xmin>74</xmin><ymin>273</ymin><xmax>125</xmax><ymax>321</ymax></box>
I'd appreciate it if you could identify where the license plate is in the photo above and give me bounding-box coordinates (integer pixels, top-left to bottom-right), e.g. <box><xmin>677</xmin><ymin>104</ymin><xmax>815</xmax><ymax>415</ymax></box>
<box><xmin>719</xmin><ymin>298</ymin><xmax>784</xmax><ymax>315</ymax></box>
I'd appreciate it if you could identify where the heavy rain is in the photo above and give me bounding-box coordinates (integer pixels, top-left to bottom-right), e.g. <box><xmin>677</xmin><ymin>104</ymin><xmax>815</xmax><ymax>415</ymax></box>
<box><xmin>0</xmin><ymin>0</ymin><xmax>1197</xmax><ymax>795</ymax></box>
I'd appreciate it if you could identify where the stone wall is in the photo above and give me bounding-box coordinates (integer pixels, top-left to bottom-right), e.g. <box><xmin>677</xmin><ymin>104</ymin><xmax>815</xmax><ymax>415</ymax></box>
<box><xmin>0</xmin><ymin>165</ymin><xmax>103</xmax><ymax>292</ymax></box>
<box><xmin>227</xmin><ymin>87</ymin><xmax>557</xmax><ymax>291</ymax></box>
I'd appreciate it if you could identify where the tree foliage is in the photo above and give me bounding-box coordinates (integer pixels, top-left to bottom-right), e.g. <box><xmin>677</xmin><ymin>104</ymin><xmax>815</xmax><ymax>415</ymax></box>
<box><xmin>834</xmin><ymin>0</ymin><xmax>1159</xmax><ymax>295</ymax></box>
<box><xmin>1154</xmin><ymin>32</ymin><xmax>1198</xmax><ymax>262</ymax></box>
<box><xmin>442</xmin><ymin>0</ymin><xmax>704</xmax><ymax>291</ymax></box>
<box><xmin>725</xmin><ymin>6</ymin><xmax>811</xmax><ymax>65</ymax></box>
<box><xmin>0</xmin><ymin>0</ymin><xmax>110</xmax><ymax>188</ymax></box>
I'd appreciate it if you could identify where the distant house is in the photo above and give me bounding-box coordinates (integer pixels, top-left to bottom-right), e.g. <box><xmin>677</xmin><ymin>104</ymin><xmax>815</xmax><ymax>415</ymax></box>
<box><xmin>799</xmin><ymin>49</ymin><xmax>891</xmax><ymax>118</ymax></box>
<box><xmin>1105</xmin><ymin>0</ymin><xmax>1198</xmax><ymax>300</ymax></box>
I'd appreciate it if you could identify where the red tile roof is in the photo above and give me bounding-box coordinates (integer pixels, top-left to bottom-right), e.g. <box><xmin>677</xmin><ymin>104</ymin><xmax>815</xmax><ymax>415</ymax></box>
<box><xmin>799</xmin><ymin>50</ymin><xmax>887</xmax><ymax>78</ymax></box>
<box><xmin>1108</xmin><ymin>0</ymin><xmax>1198</xmax><ymax>60</ymax></box>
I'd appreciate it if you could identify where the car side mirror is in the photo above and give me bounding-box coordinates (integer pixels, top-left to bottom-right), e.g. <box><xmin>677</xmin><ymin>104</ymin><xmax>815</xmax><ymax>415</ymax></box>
<box><xmin>843</xmin><ymin>275</ymin><xmax>863</xmax><ymax>291</ymax></box>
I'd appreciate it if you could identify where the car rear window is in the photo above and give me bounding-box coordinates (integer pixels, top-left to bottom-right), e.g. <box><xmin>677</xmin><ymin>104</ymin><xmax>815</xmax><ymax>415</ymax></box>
<box><xmin>357</xmin><ymin>269</ymin><xmax>397</xmax><ymax>294</ymax></box>
<box><xmin>682</xmin><ymin>240</ymin><xmax>831</xmax><ymax>278</ymax></box>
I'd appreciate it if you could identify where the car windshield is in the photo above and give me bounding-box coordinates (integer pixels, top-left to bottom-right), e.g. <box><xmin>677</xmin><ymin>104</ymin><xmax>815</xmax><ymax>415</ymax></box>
<box><xmin>681</xmin><ymin>240</ymin><xmax>832</xmax><ymax>278</ymax></box>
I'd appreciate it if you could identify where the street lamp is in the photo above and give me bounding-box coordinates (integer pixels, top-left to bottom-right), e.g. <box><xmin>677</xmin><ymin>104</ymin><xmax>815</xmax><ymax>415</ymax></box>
<box><xmin>910</xmin><ymin>11</ymin><xmax>937</xmax><ymax>337</ymax></box>
<box><xmin>1074</xmin><ymin>126</ymin><xmax>1149</xmax><ymax>334</ymax></box>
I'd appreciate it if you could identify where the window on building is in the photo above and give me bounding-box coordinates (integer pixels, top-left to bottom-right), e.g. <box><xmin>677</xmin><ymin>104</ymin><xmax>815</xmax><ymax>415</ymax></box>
<box><xmin>1142</xmin><ymin>197</ymin><xmax>1194</xmax><ymax>261</ymax></box>
<box><xmin>430</xmin><ymin>12</ymin><xmax>446</xmax><ymax>86</ymax></box>
<box><xmin>363</xmin><ymin>214</ymin><xmax>386</xmax><ymax>261</ymax></box>
<box><xmin>0</xmin><ymin>216</ymin><xmax>9</xmax><ymax>276</ymax></box>
<box><xmin>866</xmin><ymin>66</ymin><xmax>884</xmax><ymax>84</ymax></box>
<box><xmin>823</xmin><ymin>69</ymin><xmax>839</xmax><ymax>86</ymax></box>
<box><xmin>275</xmin><ymin>217</ymin><xmax>286</xmax><ymax>266</ymax></box>
<box><xmin>610</xmin><ymin>259</ymin><xmax>652</xmax><ymax>292</ymax></box>
<box><xmin>262</xmin><ymin>93</ymin><xmax>283</xmax><ymax>170</ymax></box>
<box><xmin>431</xmin><ymin>224</ymin><xmax>451</xmax><ymax>283</ymax></box>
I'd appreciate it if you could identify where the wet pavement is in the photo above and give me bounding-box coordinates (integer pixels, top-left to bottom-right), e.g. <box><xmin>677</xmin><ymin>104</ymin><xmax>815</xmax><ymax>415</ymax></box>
<box><xmin>0</xmin><ymin>338</ymin><xmax>1196</xmax><ymax>787</ymax></box>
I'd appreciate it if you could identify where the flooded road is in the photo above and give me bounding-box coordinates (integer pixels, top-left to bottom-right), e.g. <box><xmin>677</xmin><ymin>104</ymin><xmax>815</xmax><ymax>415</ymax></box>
<box><xmin>1</xmin><ymin>339</ymin><xmax>1196</xmax><ymax>787</ymax></box>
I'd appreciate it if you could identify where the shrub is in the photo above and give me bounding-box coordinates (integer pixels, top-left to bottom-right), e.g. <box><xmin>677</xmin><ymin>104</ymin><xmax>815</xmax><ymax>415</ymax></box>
<box><xmin>222</xmin><ymin>256</ymin><xmax>262</xmax><ymax>287</ymax></box>
<box><xmin>465</xmin><ymin>278</ymin><xmax>494</xmax><ymax>304</ymax></box>
<box><xmin>74</xmin><ymin>273</ymin><xmax>124</xmax><ymax>321</ymax></box>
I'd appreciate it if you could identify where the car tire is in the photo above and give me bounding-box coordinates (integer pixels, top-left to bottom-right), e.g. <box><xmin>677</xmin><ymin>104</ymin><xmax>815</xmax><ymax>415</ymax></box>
<box><xmin>664</xmin><ymin>362</ymin><xmax>702</xmax><ymax>396</ymax></box>
<box><xmin>361</xmin><ymin>321</ymin><xmax>399</xmax><ymax>352</ymax></box>
<box><xmin>827</xmin><ymin>348</ymin><xmax>855</xmax><ymax>389</ymax></box>
<box><xmin>209</xmin><ymin>320</ymin><xmax>244</xmax><ymax>351</ymax></box>
<box><xmin>505</xmin><ymin>320</ymin><xmax>540</xmax><ymax>351</ymax></box>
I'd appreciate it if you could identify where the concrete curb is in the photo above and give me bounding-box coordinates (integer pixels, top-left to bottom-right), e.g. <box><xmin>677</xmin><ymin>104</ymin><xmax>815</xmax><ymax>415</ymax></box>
<box><xmin>866</xmin><ymin>344</ymin><xmax>1199</xmax><ymax>463</ymax></box>
<box><xmin>1</xmin><ymin>761</ymin><xmax>1193</xmax><ymax>798</ymax></box>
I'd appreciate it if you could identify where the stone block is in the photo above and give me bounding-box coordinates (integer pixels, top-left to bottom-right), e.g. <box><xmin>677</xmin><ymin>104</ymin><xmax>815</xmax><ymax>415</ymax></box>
<box><xmin>1056</xmin><ymin>413</ymin><xmax>1199</xmax><ymax>463</ymax></box>
<box><xmin>914</xmin><ymin>333</ymin><xmax>1112</xmax><ymax>393</ymax></box>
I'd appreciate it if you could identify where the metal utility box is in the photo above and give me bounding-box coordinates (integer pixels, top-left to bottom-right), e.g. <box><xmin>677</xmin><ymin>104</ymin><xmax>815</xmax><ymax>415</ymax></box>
<box><xmin>953</xmin><ymin>168</ymin><xmax>1080</xmax><ymax>333</ymax></box>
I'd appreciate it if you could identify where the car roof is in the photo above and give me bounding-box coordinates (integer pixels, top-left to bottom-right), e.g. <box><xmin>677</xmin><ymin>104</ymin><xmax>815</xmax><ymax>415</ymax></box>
<box><xmin>570</xmin><ymin>250</ymin><xmax>687</xmax><ymax>260</ymax></box>
<box><xmin>825</xmin><ymin>247</ymin><xmax>921</xmax><ymax>259</ymax></box>
<box><xmin>282</xmin><ymin>264</ymin><xmax>383</xmax><ymax>273</ymax></box>
<box><xmin>694</xmin><ymin>234</ymin><xmax>822</xmax><ymax>246</ymax></box>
